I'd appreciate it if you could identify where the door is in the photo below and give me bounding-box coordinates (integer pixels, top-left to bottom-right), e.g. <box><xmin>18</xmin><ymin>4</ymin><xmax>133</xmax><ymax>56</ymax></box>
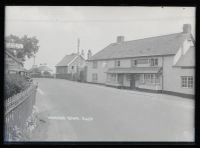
<box><xmin>117</xmin><ymin>74</ymin><xmax>124</xmax><ymax>86</ymax></box>
<box><xmin>130</xmin><ymin>74</ymin><xmax>136</xmax><ymax>89</ymax></box>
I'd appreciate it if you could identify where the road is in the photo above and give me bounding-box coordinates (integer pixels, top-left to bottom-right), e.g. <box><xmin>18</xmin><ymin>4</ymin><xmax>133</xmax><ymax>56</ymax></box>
<box><xmin>30</xmin><ymin>78</ymin><xmax>194</xmax><ymax>141</ymax></box>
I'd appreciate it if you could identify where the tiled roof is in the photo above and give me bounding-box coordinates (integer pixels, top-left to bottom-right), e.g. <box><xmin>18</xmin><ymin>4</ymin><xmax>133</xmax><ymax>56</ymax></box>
<box><xmin>56</xmin><ymin>53</ymin><xmax>78</xmax><ymax>66</ymax></box>
<box><xmin>175</xmin><ymin>46</ymin><xmax>195</xmax><ymax>67</ymax></box>
<box><xmin>106</xmin><ymin>67</ymin><xmax>162</xmax><ymax>74</ymax></box>
<box><xmin>89</xmin><ymin>33</ymin><xmax>192</xmax><ymax>61</ymax></box>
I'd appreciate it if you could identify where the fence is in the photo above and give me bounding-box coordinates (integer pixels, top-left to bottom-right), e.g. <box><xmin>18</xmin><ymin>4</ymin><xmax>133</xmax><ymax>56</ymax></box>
<box><xmin>4</xmin><ymin>84</ymin><xmax>38</xmax><ymax>141</ymax></box>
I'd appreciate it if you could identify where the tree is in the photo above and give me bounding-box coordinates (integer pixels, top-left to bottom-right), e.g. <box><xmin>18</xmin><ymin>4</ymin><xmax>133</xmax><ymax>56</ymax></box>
<box><xmin>6</xmin><ymin>34</ymin><xmax>39</xmax><ymax>61</ymax></box>
<box><xmin>43</xmin><ymin>71</ymin><xmax>51</xmax><ymax>76</ymax></box>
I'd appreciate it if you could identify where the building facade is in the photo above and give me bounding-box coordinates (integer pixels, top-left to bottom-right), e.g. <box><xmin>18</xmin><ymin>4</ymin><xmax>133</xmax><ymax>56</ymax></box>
<box><xmin>86</xmin><ymin>24</ymin><xmax>195</xmax><ymax>98</ymax></box>
<box><xmin>5</xmin><ymin>50</ymin><xmax>25</xmax><ymax>74</ymax></box>
<box><xmin>56</xmin><ymin>53</ymin><xmax>86</xmax><ymax>81</ymax></box>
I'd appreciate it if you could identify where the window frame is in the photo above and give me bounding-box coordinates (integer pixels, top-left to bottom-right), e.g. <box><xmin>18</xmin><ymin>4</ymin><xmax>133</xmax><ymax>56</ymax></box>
<box><xmin>115</xmin><ymin>60</ymin><xmax>121</xmax><ymax>67</ymax></box>
<box><xmin>92</xmin><ymin>61</ymin><xmax>98</xmax><ymax>69</ymax></box>
<box><xmin>181</xmin><ymin>76</ymin><xmax>193</xmax><ymax>88</ymax></box>
<box><xmin>150</xmin><ymin>58</ymin><xmax>158</xmax><ymax>66</ymax></box>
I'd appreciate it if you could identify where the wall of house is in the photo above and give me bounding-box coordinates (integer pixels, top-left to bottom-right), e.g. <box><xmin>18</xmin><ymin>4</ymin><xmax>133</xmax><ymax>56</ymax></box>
<box><xmin>68</xmin><ymin>56</ymin><xmax>86</xmax><ymax>74</ymax></box>
<box><xmin>87</xmin><ymin>59</ymin><xmax>132</xmax><ymax>83</ymax></box>
<box><xmin>163</xmin><ymin>56</ymin><xmax>195</xmax><ymax>95</ymax></box>
<box><xmin>87</xmin><ymin>57</ymin><xmax>163</xmax><ymax>85</ymax></box>
<box><xmin>56</xmin><ymin>66</ymin><xmax>68</xmax><ymax>74</ymax></box>
<box><xmin>87</xmin><ymin>60</ymin><xmax>111</xmax><ymax>83</ymax></box>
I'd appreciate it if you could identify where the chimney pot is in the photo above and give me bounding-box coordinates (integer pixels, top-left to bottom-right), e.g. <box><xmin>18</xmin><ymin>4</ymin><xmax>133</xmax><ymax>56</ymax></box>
<box><xmin>116</xmin><ymin>36</ymin><xmax>125</xmax><ymax>43</ymax></box>
<box><xmin>183</xmin><ymin>24</ymin><xmax>191</xmax><ymax>34</ymax></box>
<box><xmin>87</xmin><ymin>50</ymin><xmax>92</xmax><ymax>60</ymax></box>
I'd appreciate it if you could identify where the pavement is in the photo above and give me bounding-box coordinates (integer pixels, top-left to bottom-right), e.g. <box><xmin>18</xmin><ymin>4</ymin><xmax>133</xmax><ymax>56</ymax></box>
<box><xmin>30</xmin><ymin>78</ymin><xmax>194</xmax><ymax>141</ymax></box>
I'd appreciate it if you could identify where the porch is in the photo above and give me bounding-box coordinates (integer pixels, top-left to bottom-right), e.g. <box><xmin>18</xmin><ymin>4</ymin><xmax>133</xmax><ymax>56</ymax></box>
<box><xmin>105</xmin><ymin>67</ymin><xmax>163</xmax><ymax>92</ymax></box>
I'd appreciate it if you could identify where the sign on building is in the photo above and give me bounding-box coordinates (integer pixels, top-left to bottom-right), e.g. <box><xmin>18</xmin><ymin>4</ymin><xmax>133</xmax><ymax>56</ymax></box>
<box><xmin>6</xmin><ymin>43</ymin><xmax>23</xmax><ymax>49</ymax></box>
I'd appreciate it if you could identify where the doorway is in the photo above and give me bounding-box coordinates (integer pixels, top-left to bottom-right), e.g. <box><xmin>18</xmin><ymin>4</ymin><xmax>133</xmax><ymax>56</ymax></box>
<box><xmin>130</xmin><ymin>74</ymin><xmax>136</xmax><ymax>89</ymax></box>
<box><xmin>117</xmin><ymin>74</ymin><xmax>124</xmax><ymax>86</ymax></box>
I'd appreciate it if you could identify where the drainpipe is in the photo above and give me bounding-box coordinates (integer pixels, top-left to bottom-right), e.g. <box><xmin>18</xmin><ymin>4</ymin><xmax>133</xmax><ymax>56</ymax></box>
<box><xmin>162</xmin><ymin>56</ymin><xmax>164</xmax><ymax>93</ymax></box>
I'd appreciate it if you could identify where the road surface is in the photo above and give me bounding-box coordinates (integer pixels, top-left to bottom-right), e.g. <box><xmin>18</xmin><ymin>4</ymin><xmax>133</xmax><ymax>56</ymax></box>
<box><xmin>30</xmin><ymin>78</ymin><xmax>194</xmax><ymax>141</ymax></box>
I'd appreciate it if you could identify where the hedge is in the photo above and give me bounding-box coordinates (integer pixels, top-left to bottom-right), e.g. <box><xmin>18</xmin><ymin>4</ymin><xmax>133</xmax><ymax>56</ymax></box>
<box><xmin>5</xmin><ymin>74</ymin><xmax>30</xmax><ymax>99</ymax></box>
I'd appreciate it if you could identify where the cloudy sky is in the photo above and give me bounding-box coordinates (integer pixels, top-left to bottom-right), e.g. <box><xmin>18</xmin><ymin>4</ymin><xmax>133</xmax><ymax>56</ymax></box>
<box><xmin>5</xmin><ymin>6</ymin><xmax>195</xmax><ymax>71</ymax></box>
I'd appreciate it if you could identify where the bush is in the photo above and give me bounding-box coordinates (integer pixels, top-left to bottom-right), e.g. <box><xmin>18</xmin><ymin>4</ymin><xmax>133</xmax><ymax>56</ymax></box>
<box><xmin>43</xmin><ymin>71</ymin><xmax>51</xmax><ymax>76</ymax></box>
<box><xmin>5</xmin><ymin>73</ymin><xmax>30</xmax><ymax>99</ymax></box>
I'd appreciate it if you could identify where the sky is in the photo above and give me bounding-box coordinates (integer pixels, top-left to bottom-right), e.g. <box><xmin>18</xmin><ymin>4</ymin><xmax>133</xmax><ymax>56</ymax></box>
<box><xmin>5</xmin><ymin>6</ymin><xmax>195</xmax><ymax>72</ymax></box>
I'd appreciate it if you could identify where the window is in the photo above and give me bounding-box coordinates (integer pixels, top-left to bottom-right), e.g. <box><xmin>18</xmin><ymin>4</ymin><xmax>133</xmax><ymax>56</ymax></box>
<box><xmin>143</xmin><ymin>74</ymin><xmax>160</xmax><ymax>85</ymax></box>
<box><xmin>131</xmin><ymin>59</ymin><xmax>137</xmax><ymax>67</ymax></box>
<box><xmin>115</xmin><ymin>60</ymin><xmax>120</xmax><ymax>67</ymax></box>
<box><xmin>137</xmin><ymin>59</ymin><xmax>148</xmax><ymax>64</ymax></box>
<box><xmin>71</xmin><ymin>66</ymin><xmax>74</xmax><ymax>69</ymax></box>
<box><xmin>155</xmin><ymin>74</ymin><xmax>160</xmax><ymax>84</ymax></box>
<box><xmin>92</xmin><ymin>61</ymin><xmax>98</xmax><ymax>69</ymax></box>
<box><xmin>92</xmin><ymin>73</ymin><xmax>98</xmax><ymax>81</ymax></box>
<box><xmin>107</xmin><ymin>74</ymin><xmax>117</xmax><ymax>82</ymax></box>
<box><xmin>140</xmin><ymin>74</ymin><xmax>145</xmax><ymax>83</ymax></box>
<box><xmin>150</xmin><ymin>74</ymin><xmax>155</xmax><ymax>83</ymax></box>
<box><xmin>181</xmin><ymin>76</ymin><xmax>193</xmax><ymax>88</ymax></box>
<box><xmin>150</xmin><ymin>58</ymin><xmax>158</xmax><ymax>66</ymax></box>
<box><xmin>144</xmin><ymin>74</ymin><xmax>151</xmax><ymax>83</ymax></box>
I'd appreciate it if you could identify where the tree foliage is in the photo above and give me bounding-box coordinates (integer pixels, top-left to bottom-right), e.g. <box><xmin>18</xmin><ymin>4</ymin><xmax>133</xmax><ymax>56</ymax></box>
<box><xmin>6</xmin><ymin>34</ymin><xmax>39</xmax><ymax>61</ymax></box>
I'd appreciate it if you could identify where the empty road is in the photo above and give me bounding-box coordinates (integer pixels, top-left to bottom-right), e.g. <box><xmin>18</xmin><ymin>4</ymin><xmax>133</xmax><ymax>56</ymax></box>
<box><xmin>30</xmin><ymin>78</ymin><xmax>194</xmax><ymax>141</ymax></box>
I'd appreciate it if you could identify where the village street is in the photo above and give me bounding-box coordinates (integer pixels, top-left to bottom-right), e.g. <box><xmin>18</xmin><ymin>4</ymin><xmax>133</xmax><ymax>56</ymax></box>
<box><xmin>30</xmin><ymin>78</ymin><xmax>194</xmax><ymax>141</ymax></box>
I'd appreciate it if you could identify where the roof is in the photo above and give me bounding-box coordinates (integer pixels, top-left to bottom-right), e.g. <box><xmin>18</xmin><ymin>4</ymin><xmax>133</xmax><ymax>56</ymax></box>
<box><xmin>56</xmin><ymin>53</ymin><xmax>78</xmax><ymax>66</ymax></box>
<box><xmin>5</xmin><ymin>50</ymin><xmax>23</xmax><ymax>65</ymax></box>
<box><xmin>106</xmin><ymin>67</ymin><xmax>162</xmax><ymax>74</ymax></box>
<box><xmin>38</xmin><ymin>65</ymin><xmax>53</xmax><ymax>71</ymax></box>
<box><xmin>56</xmin><ymin>53</ymin><xmax>85</xmax><ymax>67</ymax></box>
<box><xmin>89</xmin><ymin>33</ymin><xmax>192</xmax><ymax>61</ymax></box>
<box><xmin>175</xmin><ymin>46</ymin><xmax>195</xmax><ymax>67</ymax></box>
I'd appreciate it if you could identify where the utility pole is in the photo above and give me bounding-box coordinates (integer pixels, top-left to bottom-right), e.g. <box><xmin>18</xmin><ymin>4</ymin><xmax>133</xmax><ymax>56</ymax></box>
<box><xmin>33</xmin><ymin>51</ymin><xmax>36</xmax><ymax>67</ymax></box>
<box><xmin>77</xmin><ymin>38</ymin><xmax>80</xmax><ymax>55</ymax></box>
<box><xmin>77</xmin><ymin>38</ymin><xmax>80</xmax><ymax>81</ymax></box>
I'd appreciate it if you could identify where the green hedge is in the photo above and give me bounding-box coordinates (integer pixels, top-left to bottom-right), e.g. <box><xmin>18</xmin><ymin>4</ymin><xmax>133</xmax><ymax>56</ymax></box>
<box><xmin>5</xmin><ymin>74</ymin><xmax>30</xmax><ymax>99</ymax></box>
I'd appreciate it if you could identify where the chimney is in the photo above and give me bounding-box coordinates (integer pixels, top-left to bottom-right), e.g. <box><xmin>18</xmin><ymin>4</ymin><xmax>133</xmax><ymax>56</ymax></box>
<box><xmin>81</xmin><ymin>50</ymin><xmax>85</xmax><ymax>58</ymax></box>
<box><xmin>87</xmin><ymin>50</ymin><xmax>92</xmax><ymax>60</ymax></box>
<box><xmin>183</xmin><ymin>24</ymin><xmax>191</xmax><ymax>34</ymax></box>
<box><xmin>116</xmin><ymin>36</ymin><xmax>125</xmax><ymax>43</ymax></box>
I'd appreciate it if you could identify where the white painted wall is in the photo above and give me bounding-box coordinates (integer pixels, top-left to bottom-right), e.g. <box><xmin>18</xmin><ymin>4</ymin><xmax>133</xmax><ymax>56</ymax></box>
<box><xmin>163</xmin><ymin>56</ymin><xmax>195</xmax><ymax>95</ymax></box>
<box><xmin>87</xmin><ymin>57</ymin><xmax>163</xmax><ymax>84</ymax></box>
<box><xmin>68</xmin><ymin>56</ymin><xmax>86</xmax><ymax>74</ymax></box>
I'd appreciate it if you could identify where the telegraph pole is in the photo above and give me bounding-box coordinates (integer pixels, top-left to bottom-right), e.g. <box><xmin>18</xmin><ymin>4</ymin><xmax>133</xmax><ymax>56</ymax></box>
<box><xmin>77</xmin><ymin>38</ymin><xmax>80</xmax><ymax>81</ymax></box>
<box><xmin>77</xmin><ymin>38</ymin><xmax>80</xmax><ymax>55</ymax></box>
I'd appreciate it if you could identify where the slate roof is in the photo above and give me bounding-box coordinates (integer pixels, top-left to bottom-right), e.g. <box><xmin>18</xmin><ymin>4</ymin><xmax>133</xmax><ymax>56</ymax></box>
<box><xmin>175</xmin><ymin>46</ymin><xmax>195</xmax><ymax>67</ymax></box>
<box><xmin>89</xmin><ymin>32</ymin><xmax>192</xmax><ymax>61</ymax></box>
<box><xmin>56</xmin><ymin>53</ymin><xmax>78</xmax><ymax>67</ymax></box>
<box><xmin>106</xmin><ymin>67</ymin><xmax>162</xmax><ymax>74</ymax></box>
